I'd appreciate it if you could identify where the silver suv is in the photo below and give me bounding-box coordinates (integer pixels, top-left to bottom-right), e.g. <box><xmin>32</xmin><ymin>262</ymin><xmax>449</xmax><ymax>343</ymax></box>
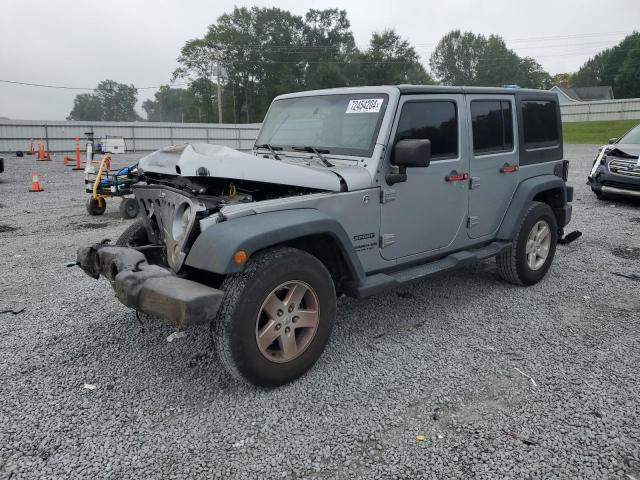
<box><xmin>77</xmin><ymin>86</ymin><xmax>573</xmax><ymax>387</ymax></box>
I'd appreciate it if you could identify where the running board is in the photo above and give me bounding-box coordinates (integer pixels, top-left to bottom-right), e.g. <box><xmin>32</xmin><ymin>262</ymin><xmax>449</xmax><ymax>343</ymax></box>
<box><xmin>347</xmin><ymin>241</ymin><xmax>511</xmax><ymax>299</ymax></box>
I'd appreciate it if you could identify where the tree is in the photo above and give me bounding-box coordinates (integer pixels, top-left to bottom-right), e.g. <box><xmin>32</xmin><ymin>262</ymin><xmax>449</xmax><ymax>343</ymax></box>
<box><xmin>95</xmin><ymin>80</ymin><xmax>140</xmax><ymax>121</ymax></box>
<box><xmin>207</xmin><ymin>7</ymin><xmax>307</xmax><ymax>123</ymax></box>
<box><xmin>571</xmin><ymin>50</ymin><xmax>610</xmax><ymax>87</ymax></box>
<box><xmin>614</xmin><ymin>45</ymin><xmax>640</xmax><ymax>98</ymax></box>
<box><xmin>516</xmin><ymin>57</ymin><xmax>552</xmax><ymax>89</ymax></box>
<box><xmin>142</xmin><ymin>85</ymin><xmax>194</xmax><ymax>122</ymax></box>
<box><xmin>302</xmin><ymin>9</ymin><xmax>358</xmax><ymax>90</ymax></box>
<box><xmin>175</xmin><ymin>8</ymin><xmax>435</xmax><ymax>123</ymax></box>
<box><xmin>474</xmin><ymin>35</ymin><xmax>522</xmax><ymax>86</ymax></box>
<box><xmin>187</xmin><ymin>78</ymin><xmax>219</xmax><ymax>122</ymax></box>
<box><xmin>356</xmin><ymin>30</ymin><xmax>433</xmax><ymax>85</ymax></box>
<box><xmin>173</xmin><ymin>38</ymin><xmax>222</xmax><ymax>122</ymax></box>
<box><xmin>430</xmin><ymin>30</ymin><xmax>551</xmax><ymax>88</ymax></box>
<box><xmin>67</xmin><ymin>80</ymin><xmax>140</xmax><ymax>121</ymax></box>
<box><xmin>429</xmin><ymin>30</ymin><xmax>487</xmax><ymax>85</ymax></box>
<box><xmin>551</xmin><ymin>73</ymin><xmax>572</xmax><ymax>86</ymax></box>
<box><xmin>67</xmin><ymin>93</ymin><xmax>103</xmax><ymax>121</ymax></box>
<box><xmin>572</xmin><ymin>32</ymin><xmax>640</xmax><ymax>98</ymax></box>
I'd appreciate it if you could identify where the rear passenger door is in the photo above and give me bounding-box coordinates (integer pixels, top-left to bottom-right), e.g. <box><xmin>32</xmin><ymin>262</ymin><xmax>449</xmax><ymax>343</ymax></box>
<box><xmin>466</xmin><ymin>96</ymin><xmax>519</xmax><ymax>239</ymax></box>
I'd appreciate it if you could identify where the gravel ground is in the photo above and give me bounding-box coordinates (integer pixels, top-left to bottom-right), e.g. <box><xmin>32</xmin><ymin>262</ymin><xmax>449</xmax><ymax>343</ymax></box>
<box><xmin>0</xmin><ymin>145</ymin><xmax>639</xmax><ymax>479</ymax></box>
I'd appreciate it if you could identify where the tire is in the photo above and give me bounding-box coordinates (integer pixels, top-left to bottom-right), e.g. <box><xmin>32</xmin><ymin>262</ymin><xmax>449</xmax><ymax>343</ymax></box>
<box><xmin>119</xmin><ymin>197</ymin><xmax>140</xmax><ymax>219</ymax></box>
<box><xmin>213</xmin><ymin>247</ymin><xmax>337</xmax><ymax>387</ymax></box>
<box><xmin>86</xmin><ymin>196</ymin><xmax>106</xmax><ymax>216</ymax></box>
<box><xmin>496</xmin><ymin>201</ymin><xmax>558</xmax><ymax>286</ymax></box>
<box><xmin>116</xmin><ymin>219</ymin><xmax>149</xmax><ymax>247</ymax></box>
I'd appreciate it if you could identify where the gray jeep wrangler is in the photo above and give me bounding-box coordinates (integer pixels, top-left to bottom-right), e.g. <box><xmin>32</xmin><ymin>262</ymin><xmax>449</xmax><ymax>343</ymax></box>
<box><xmin>77</xmin><ymin>86</ymin><xmax>573</xmax><ymax>387</ymax></box>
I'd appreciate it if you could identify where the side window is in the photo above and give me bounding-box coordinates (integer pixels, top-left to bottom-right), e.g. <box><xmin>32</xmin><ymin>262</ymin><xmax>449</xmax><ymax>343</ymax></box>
<box><xmin>522</xmin><ymin>100</ymin><xmax>559</xmax><ymax>147</ymax></box>
<box><xmin>471</xmin><ymin>100</ymin><xmax>513</xmax><ymax>155</ymax></box>
<box><xmin>395</xmin><ymin>101</ymin><xmax>458</xmax><ymax>159</ymax></box>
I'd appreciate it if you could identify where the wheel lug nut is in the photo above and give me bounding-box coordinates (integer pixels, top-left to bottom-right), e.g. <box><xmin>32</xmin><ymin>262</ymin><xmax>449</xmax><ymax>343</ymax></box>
<box><xmin>275</xmin><ymin>324</ymin><xmax>281</xmax><ymax>330</ymax></box>
<box><xmin>285</xmin><ymin>327</ymin><xmax>290</xmax><ymax>334</ymax></box>
<box><xmin>292</xmin><ymin>316</ymin><xmax>298</xmax><ymax>323</ymax></box>
<box><xmin>277</xmin><ymin>309</ymin><xmax>283</xmax><ymax>317</ymax></box>
<box><xmin>288</xmin><ymin>304</ymin><xmax>294</xmax><ymax>313</ymax></box>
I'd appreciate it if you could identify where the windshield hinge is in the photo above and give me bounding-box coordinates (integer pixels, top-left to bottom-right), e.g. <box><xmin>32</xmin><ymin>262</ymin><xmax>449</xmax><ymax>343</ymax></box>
<box><xmin>380</xmin><ymin>189</ymin><xmax>397</xmax><ymax>204</ymax></box>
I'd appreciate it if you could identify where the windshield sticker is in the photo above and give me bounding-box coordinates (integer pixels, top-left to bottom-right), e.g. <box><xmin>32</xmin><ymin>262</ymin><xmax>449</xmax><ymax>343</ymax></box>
<box><xmin>346</xmin><ymin>98</ymin><xmax>384</xmax><ymax>114</ymax></box>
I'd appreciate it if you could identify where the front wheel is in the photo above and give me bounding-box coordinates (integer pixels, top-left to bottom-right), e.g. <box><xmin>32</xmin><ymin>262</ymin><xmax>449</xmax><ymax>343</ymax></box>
<box><xmin>116</xmin><ymin>219</ymin><xmax>149</xmax><ymax>247</ymax></box>
<box><xmin>496</xmin><ymin>202</ymin><xmax>558</xmax><ymax>285</ymax></box>
<box><xmin>213</xmin><ymin>247</ymin><xmax>336</xmax><ymax>387</ymax></box>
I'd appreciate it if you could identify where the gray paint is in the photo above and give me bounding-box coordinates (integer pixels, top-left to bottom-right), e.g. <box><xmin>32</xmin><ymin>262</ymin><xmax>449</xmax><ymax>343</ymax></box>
<box><xmin>466</xmin><ymin>94</ymin><xmax>520</xmax><ymax>239</ymax></box>
<box><xmin>379</xmin><ymin>93</ymin><xmax>469</xmax><ymax>260</ymax></box>
<box><xmin>496</xmin><ymin>174</ymin><xmax>568</xmax><ymax>240</ymax></box>
<box><xmin>185</xmin><ymin>208</ymin><xmax>366</xmax><ymax>283</ymax></box>
<box><xmin>144</xmin><ymin>85</ymin><xmax>572</xmax><ymax>291</ymax></box>
<box><xmin>138</xmin><ymin>143</ymin><xmax>344</xmax><ymax>192</ymax></box>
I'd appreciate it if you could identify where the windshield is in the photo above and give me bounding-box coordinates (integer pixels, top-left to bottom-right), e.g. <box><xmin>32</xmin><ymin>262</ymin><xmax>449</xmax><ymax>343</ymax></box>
<box><xmin>618</xmin><ymin>124</ymin><xmax>640</xmax><ymax>144</ymax></box>
<box><xmin>255</xmin><ymin>93</ymin><xmax>389</xmax><ymax>156</ymax></box>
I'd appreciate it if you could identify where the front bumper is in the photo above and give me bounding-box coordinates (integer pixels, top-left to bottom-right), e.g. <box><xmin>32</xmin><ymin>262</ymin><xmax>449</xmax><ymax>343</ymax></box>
<box><xmin>590</xmin><ymin>167</ymin><xmax>640</xmax><ymax>198</ymax></box>
<box><xmin>76</xmin><ymin>244</ymin><xmax>223</xmax><ymax>327</ymax></box>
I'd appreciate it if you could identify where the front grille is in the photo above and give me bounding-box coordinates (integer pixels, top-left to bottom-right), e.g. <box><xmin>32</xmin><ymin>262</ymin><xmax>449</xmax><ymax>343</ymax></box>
<box><xmin>133</xmin><ymin>185</ymin><xmax>207</xmax><ymax>272</ymax></box>
<box><xmin>602</xmin><ymin>181</ymin><xmax>640</xmax><ymax>192</ymax></box>
<box><xmin>609</xmin><ymin>158</ymin><xmax>640</xmax><ymax>178</ymax></box>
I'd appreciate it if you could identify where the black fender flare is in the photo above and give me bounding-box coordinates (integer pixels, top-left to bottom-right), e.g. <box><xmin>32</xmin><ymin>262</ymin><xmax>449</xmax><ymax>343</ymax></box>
<box><xmin>497</xmin><ymin>175</ymin><xmax>569</xmax><ymax>240</ymax></box>
<box><xmin>184</xmin><ymin>208</ymin><xmax>366</xmax><ymax>283</ymax></box>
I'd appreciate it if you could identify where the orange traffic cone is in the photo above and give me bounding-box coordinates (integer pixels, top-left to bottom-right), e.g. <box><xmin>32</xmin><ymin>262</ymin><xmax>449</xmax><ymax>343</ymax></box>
<box><xmin>29</xmin><ymin>171</ymin><xmax>44</xmax><ymax>192</ymax></box>
<box><xmin>71</xmin><ymin>137</ymin><xmax>83</xmax><ymax>170</ymax></box>
<box><xmin>27</xmin><ymin>140</ymin><xmax>34</xmax><ymax>155</ymax></box>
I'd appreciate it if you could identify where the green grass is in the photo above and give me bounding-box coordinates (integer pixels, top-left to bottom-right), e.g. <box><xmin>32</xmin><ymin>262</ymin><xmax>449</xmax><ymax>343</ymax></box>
<box><xmin>562</xmin><ymin>119</ymin><xmax>638</xmax><ymax>144</ymax></box>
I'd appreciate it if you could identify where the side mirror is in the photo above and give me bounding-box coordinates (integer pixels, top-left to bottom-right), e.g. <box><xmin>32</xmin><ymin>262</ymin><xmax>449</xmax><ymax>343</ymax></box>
<box><xmin>608</xmin><ymin>137</ymin><xmax>618</xmax><ymax>144</ymax></box>
<box><xmin>386</xmin><ymin>139</ymin><xmax>431</xmax><ymax>185</ymax></box>
<box><xmin>392</xmin><ymin>139</ymin><xmax>431</xmax><ymax>168</ymax></box>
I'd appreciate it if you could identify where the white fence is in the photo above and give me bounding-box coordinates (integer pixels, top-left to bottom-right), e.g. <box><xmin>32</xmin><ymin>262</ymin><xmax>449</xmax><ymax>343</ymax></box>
<box><xmin>0</xmin><ymin>120</ymin><xmax>261</xmax><ymax>154</ymax></box>
<box><xmin>560</xmin><ymin>98</ymin><xmax>640</xmax><ymax>123</ymax></box>
<box><xmin>3</xmin><ymin>100</ymin><xmax>639</xmax><ymax>153</ymax></box>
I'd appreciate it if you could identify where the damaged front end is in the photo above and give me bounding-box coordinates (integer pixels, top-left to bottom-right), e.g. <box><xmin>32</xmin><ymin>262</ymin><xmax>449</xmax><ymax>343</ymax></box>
<box><xmin>76</xmin><ymin>143</ymin><xmax>339</xmax><ymax>326</ymax></box>
<box><xmin>76</xmin><ymin>242</ymin><xmax>224</xmax><ymax>327</ymax></box>
<box><xmin>588</xmin><ymin>144</ymin><xmax>640</xmax><ymax>198</ymax></box>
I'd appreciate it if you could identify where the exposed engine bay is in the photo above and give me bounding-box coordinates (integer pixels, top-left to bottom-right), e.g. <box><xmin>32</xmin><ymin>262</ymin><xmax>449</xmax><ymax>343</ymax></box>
<box><xmin>134</xmin><ymin>176</ymin><xmax>324</xmax><ymax>274</ymax></box>
<box><xmin>143</xmin><ymin>171</ymin><xmax>322</xmax><ymax>208</ymax></box>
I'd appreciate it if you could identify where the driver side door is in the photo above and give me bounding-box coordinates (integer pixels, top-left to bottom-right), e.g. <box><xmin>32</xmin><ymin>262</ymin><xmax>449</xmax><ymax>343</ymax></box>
<box><xmin>380</xmin><ymin>94</ymin><xmax>469</xmax><ymax>261</ymax></box>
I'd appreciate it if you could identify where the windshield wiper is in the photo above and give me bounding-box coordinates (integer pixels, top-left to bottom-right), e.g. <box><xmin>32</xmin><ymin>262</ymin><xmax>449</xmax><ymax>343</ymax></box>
<box><xmin>291</xmin><ymin>146</ymin><xmax>334</xmax><ymax>167</ymax></box>
<box><xmin>255</xmin><ymin>143</ymin><xmax>283</xmax><ymax>160</ymax></box>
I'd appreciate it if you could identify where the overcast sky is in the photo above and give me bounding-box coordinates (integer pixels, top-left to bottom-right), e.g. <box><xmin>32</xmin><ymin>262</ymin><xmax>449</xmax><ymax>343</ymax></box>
<box><xmin>1</xmin><ymin>0</ymin><xmax>638</xmax><ymax>120</ymax></box>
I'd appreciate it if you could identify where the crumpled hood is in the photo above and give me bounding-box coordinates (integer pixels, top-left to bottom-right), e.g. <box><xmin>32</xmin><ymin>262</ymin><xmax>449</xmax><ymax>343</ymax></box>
<box><xmin>139</xmin><ymin>143</ymin><xmax>354</xmax><ymax>191</ymax></box>
<box><xmin>607</xmin><ymin>144</ymin><xmax>640</xmax><ymax>158</ymax></box>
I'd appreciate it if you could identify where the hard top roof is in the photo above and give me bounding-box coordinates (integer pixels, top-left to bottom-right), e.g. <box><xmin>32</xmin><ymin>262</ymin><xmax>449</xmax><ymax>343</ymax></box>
<box><xmin>397</xmin><ymin>85</ymin><xmax>556</xmax><ymax>96</ymax></box>
<box><xmin>275</xmin><ymin>85</ymin><xmax>557</xmax><ymax>100</ymax></box>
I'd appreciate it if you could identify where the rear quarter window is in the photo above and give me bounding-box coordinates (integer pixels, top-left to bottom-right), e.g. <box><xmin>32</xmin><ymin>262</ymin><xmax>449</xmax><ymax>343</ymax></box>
<box><xmin>521</xmin><ymin>100</ymin><xmax>559</xmax><ymax>148</ymax></box>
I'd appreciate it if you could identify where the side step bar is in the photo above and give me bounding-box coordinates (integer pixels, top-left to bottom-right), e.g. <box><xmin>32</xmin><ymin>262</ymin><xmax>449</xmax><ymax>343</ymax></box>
<box><xmin>347</xmin><ymin>241</ymin><xmax>511</xmax><ymax>299</ymax></box>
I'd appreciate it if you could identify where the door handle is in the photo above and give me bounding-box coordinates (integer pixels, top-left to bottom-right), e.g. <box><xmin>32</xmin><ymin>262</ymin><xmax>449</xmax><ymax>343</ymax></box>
<box><xmin>500</xmin><ymin>163</ymin><xmax>519</xmax><ymax>174</ymax></box>
<box><xmin>445</xmin><ymin>171</ymin><xmax>469</xmax><ymax>182</ymax></box>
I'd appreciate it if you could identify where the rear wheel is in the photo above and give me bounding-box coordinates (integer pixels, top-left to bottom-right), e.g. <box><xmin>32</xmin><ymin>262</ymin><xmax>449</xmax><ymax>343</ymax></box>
<box><xmin>496</xmin><ymin>202</ymin><xmax>558</xmax><ymax>285</ymax></box>
<box><xmin>212</xmin><ymin>247</ymin><xmax>336</xmax><ymax>387</ymax></box>
<box><xmin>119</xmin><ymin>197</ymin><xmax>140</xmax><ymax>219</ymax></box>
<box><xmin>86</xmin><ymin>196</ymin><xmax>106</xmax><ymax>216</ymax></box>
